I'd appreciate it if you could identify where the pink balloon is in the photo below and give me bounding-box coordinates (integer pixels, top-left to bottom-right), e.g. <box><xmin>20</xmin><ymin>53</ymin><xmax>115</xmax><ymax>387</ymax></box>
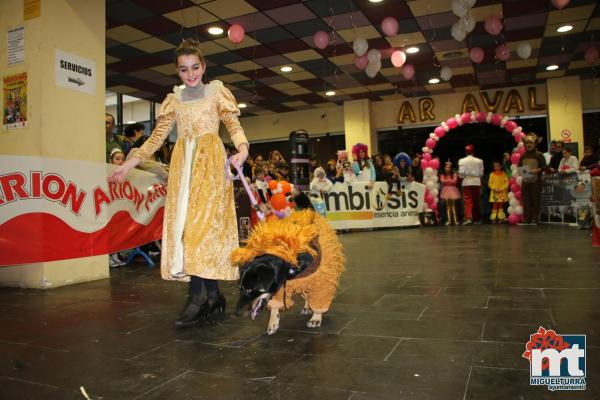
<box><xmin>381</xmin><ymin>16</ymin><xmax>399</xmax><ymax>37</ymax></box>
<box><xmin>551</xmin><ymin>0</ymin><xmax>570</xmax><ymax>9</ymax></box>
<box><xmin>510</xmin><ymin>153</ymin><xmax>521</xmax><ymax>165</ymax></box>
<box><xmin>228</xmin><ymin>24</ymin><xmax>245</xmax><ymax>44</ymax></box>
<box><xmin>504</xmin><ymin>120</ymin><xmax>517</xmax><ymax>132</ymax></box>
<box><xmin>425</xmin><ymin>193</ymin><xmax>434</xmax><ymax>204</ymax></box>
<box><xmin>430</xmin><ymin>203</ymin><xmax>438</xmax><ymax>212</ymax></box>
<box><xmin>461</xmin><ymin>112</ymin><xmax>472</xmax><ymax>123</ymax></box>
<box><xmin>391</xmin><ymin>50</ymin><xmax>407</xmax><ymax>68</ymax></box>
<box><xmin>469</xmin><ymin>47</ymin><xmax>485</xmax><ymax>64</ymax></box>
<box><xmin>508</xmin><ymin>214</ymin><xmax>520</xmax><ymax>225</ymax></box>
<box><xmin>313</xmin><ymin>30</ymin><xmax>329</xmax><ymax>50</ymax></box>
<box><xmin>476</xmin><ymin>112</ymin><xmax>487</xmax><ymax>123</ymax></box>
<box><xmin>585</xmin><ymin>46</ymin><xmax>599</xmax><ymax>64</ymax></box>
<box><xmin>491</xmin><ymin>114</ymin><xmax>502</xmax><ymax>126</ymax></box>
<box><xmin>518</xmin><ymin>132</ymin><xmax>526</xmax><ymax>140</ymax></box>
<box><xmin>495</xmin><ymin>44</ymin><xmax>510</xmax><ymax>61</ymax></box>
<box><xmin>425</xmin><ymin>138</ymin><xmax>437</xmax><ymax>149</ymax></box>
<box><xmin>354</xmin><ymin>54</ymin><xmax>368</xmax><ymax>70</ymax></box>
<box><xmin>511</xmin><ymin>183</ymin><xmax>521</xmax><ymax>193</ymax></box>
<box><xmin>421</xmin><ymin>159</ymin><xmax>430</xmax><ymax>169</ymax></box>
<box><xmin>434</xmin><ymin>126</ymin><xmax>446</xmax><ymax>138</ymax></box>
<box><xmin>514</xmin><ymin>190</ymin><xmax>522</xmax><ymax>201</ymax></box>
<box><xmin>517</xmin><ymin>146</ymin><xmax>526</xmax><ymax>155</ymax></box>
<box><xmin>509</xmin><ymin>177</ymin><xmax>516</xmax><ymax>185</ymax></box>
<box><xmin>422</xmin><ymin>153</ymin><xmax>432</xmax><ymax>161</ymax></box>
<box><xmin>402</xmin><ymin>64</ymin><xmax>415</xmax><ymax>80</ymax></box>
<box><xmin>430</xmin><ymin>159</ymin><xmax>440</xmax><ymax>170</ymax></box>
<box><xmin>485</xmin><ymin>15</ymin><xmax>503</xmax><ymax>36</ymax></box>
<box><xmin>446</xmin><ymin>118</ymin><xmax>458</xmax><ymax>130</ymax></box>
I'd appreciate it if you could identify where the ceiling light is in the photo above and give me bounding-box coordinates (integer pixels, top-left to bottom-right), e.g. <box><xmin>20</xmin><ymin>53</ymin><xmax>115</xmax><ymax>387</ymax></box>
<box><xmin>280</xmin><ymin>66</ymin><xmax>293</xmax><ymax>72</ymax></box>
<box><xmin>546</xmin><ymin>65</ymin><xmax>559</xmax><ymax>71</ymax></box>
<box><xmin>325</xmin><ymin>90</ymin><xmax>336</xmax><ymax>96</ymax></box>
<box><xmin>406</xmin><ymin>47</ymin><xmax>420</xmax><ymax>54</ymax></box>
<box><xmin>556</xmin><ymin>25</ymin><xmax>573</xmax><ymax>33</ymax></box>
<box><xmin>428</xmin><ymin>78</ymin><xmax>440</xmax><ymax>84</ymax></box>
<box><xmin>369</xmin><ymin>0</ymin><xmax>384</xmax><ymax>2</ymax></box>
<box><xmin>238</xmin><ymin>103</ymin><xmax>247</xmax><ymax>108</ymax></box>
<box><xmin>208</xmin><ymin>26</ymin><xmax>224</xmax><ymax>35</ymax></box>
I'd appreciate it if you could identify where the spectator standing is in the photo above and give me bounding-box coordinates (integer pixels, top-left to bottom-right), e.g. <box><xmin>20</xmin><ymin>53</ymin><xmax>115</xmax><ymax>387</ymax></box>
<box><xmin>122</xmin><ymin>123</ymin><xmax>145</xmax><ymax>156</ymax></box>
<box><xmin>458</xmin><ymin>145</ymin><xmax>484</xmax><ymax>225</ymax></box>
<box><xmin>105</xmin><ymin>113</ymin><xmax>123</xmax><ymax>162</ymax></box>
<box><xmin>518</xmin><ymin>133</ymin><xmax>547</xmax><ymax>225</ymax></box>
<box><xmin>440</xmin><ymin>161</ymin><xmax>461</xmax><ymax>225</ymax></box>
<box><xmin>558</xmin><ymin>148</ymin><xmax>579</xmax><ymax>174</ymax></box>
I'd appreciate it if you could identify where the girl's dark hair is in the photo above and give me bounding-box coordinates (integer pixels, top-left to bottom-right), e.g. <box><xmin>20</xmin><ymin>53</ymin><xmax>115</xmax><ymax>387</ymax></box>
<box><xmin>174</xmin><ymin>38</ymin><xmax>206</xmax><ymax>66</ymax></box>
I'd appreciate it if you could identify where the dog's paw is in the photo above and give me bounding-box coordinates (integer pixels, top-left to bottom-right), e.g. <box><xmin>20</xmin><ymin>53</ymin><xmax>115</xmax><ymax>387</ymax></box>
<box><xmin>306</xmin><ymin>318</ymin><xmax>321</xmax><ymax>328</ymax></box>
<box><xmin>300</xmin><ymin>307</ymin><xmax>313</xmax><ymax>315</ymax></box>
<box><xmin>267</xmin><ymin>321</ymin><xmax>279</xmax><ymax>335</ymax></box>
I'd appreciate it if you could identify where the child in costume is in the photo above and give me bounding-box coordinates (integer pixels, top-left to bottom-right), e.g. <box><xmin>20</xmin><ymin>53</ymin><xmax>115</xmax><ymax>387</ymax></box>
<box><xmin>310</xmin><ymin>167</ymin><xmax>333</xmax><ymax>195</ymax></box>
<box><xmin>518</xmin><ymin>133</ymin><xmax>547</xmax><ymax>225</ymax></box>
<box><xmin>341</xmin><ymin>161</ymin><xmax>356</xmax><ymax>183</ymax></box>
<box><xmin>108</xmin><ymin>38</ymin><xmax>249</xmax><ymax>328</ymax></box>
<box><xmin>382</xmin><ymin>154</ymin><xmax>400</xmax><ymax>197</ymax></box>
<box><xmin>440</xmin><ymin>161</ymin><xmax>461</xmax><ymax>225</ymax></box>
<box><xmin>109</xmin><ymin>148</ymin><xmax>125</xmax><ymax>166</ymax></box>
<box><xmin>351</xmin><ymin>143</ymin><xmax>375</xmax><ymax>188</ymax></box>
<box><xmin>488</xmin><ymin>161</ymin><xmax>509</xmax><ymax>223</ymax></box>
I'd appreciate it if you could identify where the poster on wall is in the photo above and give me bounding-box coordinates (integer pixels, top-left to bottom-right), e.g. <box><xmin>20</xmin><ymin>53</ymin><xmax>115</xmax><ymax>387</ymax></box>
<box><xmin>324</xmin><ymin>181</ymin><xmax>425</xmax><ymax>229</ymax></box>
<box><xmin>2</xmin><ymin>72</ymin><xmax>27</xmax><ymax>129</ymax></box>
<box><xmin>7</xmin><ymin>26</ymin><xmax>24</xmax><ymax>65</ymax></box>
<box><xmin>539</xmin><ymin>171</ymin><xmax>592</xmax><ymax>226</ymax></box>
<box><xmin>0</xmin><ymin>155</ymin><xmax>167</xmax><ymax>266</ymax></box>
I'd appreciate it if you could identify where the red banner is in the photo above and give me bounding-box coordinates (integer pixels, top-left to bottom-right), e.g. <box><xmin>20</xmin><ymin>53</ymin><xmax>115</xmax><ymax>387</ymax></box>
<box><xmin>0</xmin><ymin>156</ymin><xmax>166</xmax><ymax>265</ymax></box>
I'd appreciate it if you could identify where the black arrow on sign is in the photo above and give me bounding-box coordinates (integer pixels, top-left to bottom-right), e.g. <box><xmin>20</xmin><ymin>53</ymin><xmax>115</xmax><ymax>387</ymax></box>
<box><xmin>68</xmin><ymin>77</ymin><xmax>85</xmax><ymax>86</ymax></box>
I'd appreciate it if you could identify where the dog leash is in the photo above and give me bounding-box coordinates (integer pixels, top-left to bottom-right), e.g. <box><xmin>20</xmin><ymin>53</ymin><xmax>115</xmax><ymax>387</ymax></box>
<box><xmin>225</xmin><ymin>156</ymin><xmax>265</xmax><ymax>221</ymax></box>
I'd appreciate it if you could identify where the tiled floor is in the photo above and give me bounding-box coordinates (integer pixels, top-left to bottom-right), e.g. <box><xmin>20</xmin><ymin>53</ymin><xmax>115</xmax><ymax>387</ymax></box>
<box><xmin>1</xmin><ymin>225</ymin><xmax>598</xmax><ymax>399</ymax></box>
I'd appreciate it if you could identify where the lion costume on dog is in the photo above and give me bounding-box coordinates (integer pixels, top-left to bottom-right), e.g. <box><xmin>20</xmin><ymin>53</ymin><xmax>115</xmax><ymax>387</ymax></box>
<box><xmin>232</xmin><ymin>210</ymin><xmax>345</xmax><ymax>334</ymax></box>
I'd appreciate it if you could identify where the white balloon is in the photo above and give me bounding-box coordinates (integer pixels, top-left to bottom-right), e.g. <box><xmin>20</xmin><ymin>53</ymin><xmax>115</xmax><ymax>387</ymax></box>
<box><xmin>451</xmin><ymin>21</ymin><xmax>467</xmax><ymax>42</ymax></box>
<box><xmin>461</xmin><ymin>11</ymin><xmax>476</xmax><ymax>33</ymax></box>
<box><xmin>431</xmin><ymin>188</ymin><xmax>439</xmax><ymax>197</ymax></box>
<box><xmin>517</xmin><ymin>42</ymin><xmax>532</xmax><ymax>60</ymax></box>
<box><xmin>440</xmin><ymin>66</ymin><xmax>453</xmax><ymax>81</ymax></box>
<box><xmin>516</xmin><ymin>176</ymin><xmax>523</xmax><ymax>186</ymax></box>
<box><xmin>507</xmin><ymin>206</ymin><xmax>514</xmax><ymax>215</ymax></box>
<box><xmin>353</xmin><ymin>37</ymin><xmax>368</xmax><ymax>57</ymax></box>
<box><xmin>515</xmin><ymin>206</ymin><xmax>523</xmax><ymax>215</ymax></box>
<box><xmin>508</xmin><ymin>192</ymin><xmax>515</xmax><ymax>200</ymax></box>
<box><xmin>452</xmin><ymin>0</ymin><xmax>469</xmax><ymax>18</ymax></box>
<box><xmin>367</xmin><ymin>48</ymin><xmax>381</xmax><ymax>64</ymax></box>
<box><xmin>433</xmin><ymin>196</ymin><xmax>439</xmax><ymax>204</ymax></box>
<box><xmin>509</xmin><ymin>198</ymin><xmax>518</xmax><ymax>208</ymax></box>
<box><xmin>431</xmin><ymin>175</ymin><xmax>439</xmax><ymax>183</ymax></box>
<box><xmin>365</xmin><ymin>60</ymin><xmax>381</xmax><ymax>78</ymax></box>
<box><xmin>426</xmin><ymin>181</ymin><xmax>435</xmax><ymax>190</ymax></box>
<box><xmin>424</xmin><ymin>167</ymin><xmax>434</xmax><ymax>176</ymax></box>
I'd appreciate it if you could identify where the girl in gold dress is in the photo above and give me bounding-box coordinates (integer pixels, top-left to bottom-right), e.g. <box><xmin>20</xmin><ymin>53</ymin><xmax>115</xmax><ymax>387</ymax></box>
<box><xmin>108</xmin><ymin>39</ymin><xmax>249</xmax><ymax>328</ymax></box>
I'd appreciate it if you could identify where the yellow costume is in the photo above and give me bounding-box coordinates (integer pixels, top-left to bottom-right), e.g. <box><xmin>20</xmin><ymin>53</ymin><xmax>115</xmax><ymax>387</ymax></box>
<box><xmin>136</xmin><ymin>80</ymin><xmax>248</xmax><ymax>281</ymax></box>
<box><xmin>488</xmin><ymin>171</ymin><xmax>509</xmax><ymax>203</ymax></box>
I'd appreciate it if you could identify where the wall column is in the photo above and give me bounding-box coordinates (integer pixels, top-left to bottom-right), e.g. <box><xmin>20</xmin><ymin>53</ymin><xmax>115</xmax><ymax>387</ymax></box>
<box><xmin>0</xmin><ymin>0</ymin><xmax>108</xmax><ymax>288</ymax></box>
<box><xmin>547</xmin><ymin>76</ymin><xmax>584</xmax><ymax>148</ymax></box>
<box><xmin>343</xmin><ymin>99</ymin><xmax>377</xmax><ymax>155</ymax></box>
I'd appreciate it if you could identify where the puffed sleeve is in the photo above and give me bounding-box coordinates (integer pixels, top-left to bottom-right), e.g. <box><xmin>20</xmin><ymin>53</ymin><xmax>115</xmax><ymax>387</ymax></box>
<box><xmin>214</xmin><ymin>81</ymin><xmax>249</xmax><ymax>151</ymax></box>
<box><xmin>135</xmin><ymin>94</ymin><xmax>176</xmax><ymax>161</ymax></box>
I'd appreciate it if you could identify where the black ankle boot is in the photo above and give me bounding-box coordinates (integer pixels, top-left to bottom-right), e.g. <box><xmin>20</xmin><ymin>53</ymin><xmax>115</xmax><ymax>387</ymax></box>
<box><xmin>174</xmin><ymin>291</ymin><xmax>208</xmax><ymax>328</ymax></box>
<box><xmin>201</xmin><ymin>293</ymin><xmax>226</xmax><ymax>319</ymax></box>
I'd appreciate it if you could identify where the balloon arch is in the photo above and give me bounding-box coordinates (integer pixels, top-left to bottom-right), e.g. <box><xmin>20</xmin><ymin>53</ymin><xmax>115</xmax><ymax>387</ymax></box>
<box><xmin>419</xmin><ymin>111</ymin><xmax>527</xmax><ymax>225</ymax></box>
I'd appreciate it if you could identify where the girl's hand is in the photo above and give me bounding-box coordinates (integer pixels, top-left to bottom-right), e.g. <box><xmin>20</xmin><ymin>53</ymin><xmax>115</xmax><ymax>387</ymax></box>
<box><xmin>367</xmin><ymin>181</ymin><xmax>374</xmax><ymax>189</ymax></box>
<box><xmin>232</xmin><ymin>146</ymin><xmax>249</xmax><ymax>168</ymax></box>
<box><xmin>107</xmin><ymin>158</ymin><xmax>140</xmax><ymax>183</ymax></box>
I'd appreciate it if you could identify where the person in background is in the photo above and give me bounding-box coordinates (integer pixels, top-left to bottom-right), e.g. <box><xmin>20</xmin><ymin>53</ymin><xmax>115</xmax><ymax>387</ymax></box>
<box><xmin>580</xmin><ymin>146</ymin><xmax>599</xmax><ymax>171</ymax></box>
<box><xmin>440</xmin><ymin>161</ymin><xmax>460</xmax><ymax>225</ymax></box>
<box><xmin>411</xmin><ymin>156</ymin><xmax>423</xmax><ymax>183</ymax></box>
<box><xmin>309</xmin><ymin>154</ymin><xmax>319</xmax><ymax>180</ymax></box>
<box><xmin>122</xmin><ymin>123</ymin><xmax>145</xmax><ymax>156</ymax></box>
<box><xmin>502</xmin><ymin>152</ymin><xmax>512</xmax><ymax>178</ymax></box>
<box><xmin>269</xmin><ymin>150</ymin><xmax>285</xmax><ymax>165</ymax></box>
<box><xmin>325</xmin><ymin>159</ymin><xmax>341</xmax><ymax>182</ymax></box>
<box><xmin>352</xmin><ymin>143</ymin><xmax>375</xmax><ymax>189</ymax></box>
<box><xmin>275</xmin><ymin>161</ymin><xmax>290</xmax><ymax>181</ymax></box>
<box><xmin>549</xmin><ymin>140</ymin><xmax>565</xmax><ymax>172</ymax></box>
<box><xmin>396</xmin><ymin>156</ymin><xmax>412</xmax><ymax>188</ymax></box>
<box><xmin>458</xmin><ymin>144</ymin><xmax>484</xmax><ymax>225</ymax></box>
<box><xmin>488</xmin><ymin>161</ymin><xmax>509</xmax><ymax>223</ymax></box>
<box><xmin>310</xmin><ymin>166</ymin><xmax>333</xmax><ymax>196</ymax></box>
<box><xmin>558</xmin><ymin>147</ymin><xmax>579</xmax><ymax>174</ymax></box>
<box><xmin>105</xmin><ymin>113</ymin><xmax>123</xmax><ymax>162</ymax></box>
<box><xmin>108</xmin><ymin>148</ymin><xmax>127</xmax><ymax>268</ymax></box>
<box><xmin>518</xmin><ymin>133</ymin><xmax>546</xmax><ymax>225</ymax></box>
<box><xmin>543</xmin><ymin>140</ymin><xmax>557</xmax><ymax>165</ymax></box>
<box><xmin>126</xmin><ymin>136</ymin><xmax>169</xmax><ymax>182</ymax></box>
<box><xmin>252</xmin><ymin>166</ymin><xmax>269</xmax><ymax>203</ymax></box>
<box><xmin>372</xmin><ymin>154</ymin><xmax>384</xmax><ymax>181</ymax></box>
<box><xmin>341</xmin><ymin>160</ymin><xmax>356</xmax><ymax>183</ymax></box>
<box><xmin>382</xmin><ymin>154</ymin><xmax>401</xmax><ymax>197</ymax></box>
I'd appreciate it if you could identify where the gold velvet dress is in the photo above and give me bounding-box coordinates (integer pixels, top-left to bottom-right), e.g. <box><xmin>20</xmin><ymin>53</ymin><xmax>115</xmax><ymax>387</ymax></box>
<box><xmin>136</xmin><ymin>80</ymin><xmax>248</xmax><ymax>281</ymax></box>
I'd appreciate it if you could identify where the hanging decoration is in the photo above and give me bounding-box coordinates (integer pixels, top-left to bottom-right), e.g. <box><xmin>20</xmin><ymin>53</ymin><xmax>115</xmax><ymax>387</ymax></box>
<box><xmin>402</xmin><ymin>64</ymin><xmax>415</xmax><ymax>80</ymax></box>
<box><xmin>354</xmin><ymin>54</ymin><xmax>368</xmax><ymax>70</ymax></box>
<box><xmin>227</xmin><ymin>24</ymin><xmax>245</xmax><ymax>44</ymax></box>
<box><xmin>313</xmin><ymin>30</ymin><xmax>329</xmax><ymax>50</ymax></box>
<box><xmin>469</xmin><ymin>47</ymin><xmax>485</xmax><ymax>64</ymax></box>
<box><xmin>517</xmin><ymin>42</ymin><xmax>532</xmax><ymax>60</ymax></box>
<box><xmin>585</xmin><ymin>46</ymin><xmax>599</xmax><ymax>64</ymax></box>
<box><xmin>550</xmin><ymin>0</ymin><xmax>570</xmax><ymax>10</ymax></box>
<box><xmin>484</xmin><ymin>15</ymin><xmax>503</xmax><ymax>36</ymax></box>
<box><xmin>391</xmin><ymin>50</ymin><xmax>407</xmax><ymax>68</ymax></box>
<box><xmin>440</xmin><ymin>66</ymin><xmax>453</xmax><ymax>81</ymax></box>
<box><xmin>353</xmin><ymin>37</ymin><xmax>368</xmax><ymax>57</ymax></box>
<box><xmin>495</xmin><ymin>43</ymin><xmax>511</xmax><ymax>61</ymax></box>
<box><xmin>381</xmin><ymin>16</ymin><xmax>399</xmax><ymax>37</ymax></box>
